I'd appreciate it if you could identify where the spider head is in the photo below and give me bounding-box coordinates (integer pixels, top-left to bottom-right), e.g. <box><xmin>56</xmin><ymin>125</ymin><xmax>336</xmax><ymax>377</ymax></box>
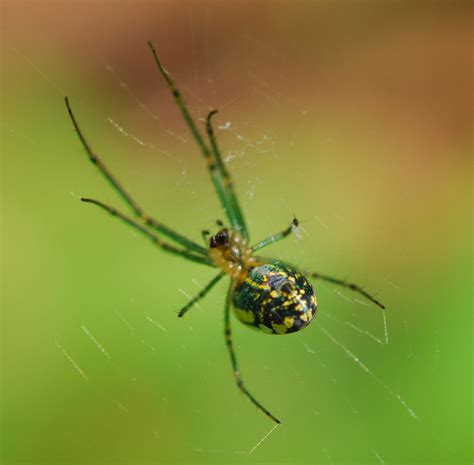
<box><xmin>210</xmin><ymin>228</ymin><xmax>230</xmax><ymax>249</ymax></box>
<box><xmin>208</xmin><ymin>228</ymin><xmax>255</xmax><ymax>277</ymax></box>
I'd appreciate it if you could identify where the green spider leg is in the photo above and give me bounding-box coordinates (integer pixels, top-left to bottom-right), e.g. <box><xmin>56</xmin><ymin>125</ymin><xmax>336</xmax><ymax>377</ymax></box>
<box><xmin>251</xmin><ymin>217</ymin><xmax>299</xmax><ymax>252</ymax></box>
<box><xmin>81</xmin><ymin>198</ymin><xmax>211</xmax><ymax>266</ymax></box>
<box><xmin>65</xmin><ymin>97</ymin><xmax>206</xmax><ymax>256</ymax></box>
<box><xmin>205</xmin><ymin>110</ymin><xmax>248</xmax><ymax>238</ymax></box>
<box><xmin>303</xmin><ymin>269</ymin><xmax>385</xmax><ymax>309</ymax></box>
<box><xmin>147</xmin><ymin>42</ymin><xmax>248</xmax><ymax>241</ymax></box>
<box><xmin>224</xmin><ymin>284</ymin><xmax>281</xmax><ymax>424</ymax></box>
<box><xmin>256</xmin><ymin>256</ymin><xmax>385</xmax><ymax>309</ymax></box>
<box><xmin>178</xmin><ymin>271</ymin><xmax>225</xmax><ymax>317</ymax></box>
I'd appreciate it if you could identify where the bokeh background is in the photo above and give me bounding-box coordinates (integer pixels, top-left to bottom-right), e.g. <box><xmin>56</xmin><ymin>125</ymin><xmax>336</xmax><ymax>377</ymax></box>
<box><xmin>1</xmin><ymin>1</ymin><xmax>472</xmax><ymax>465</ymax></box>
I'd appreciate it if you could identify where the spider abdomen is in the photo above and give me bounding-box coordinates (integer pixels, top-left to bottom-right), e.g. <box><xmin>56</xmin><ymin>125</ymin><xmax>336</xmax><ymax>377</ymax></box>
<box><xmin>232</xmin><ymin>263</ymin><xmax>317</xmax><ymax>334</ymax></box>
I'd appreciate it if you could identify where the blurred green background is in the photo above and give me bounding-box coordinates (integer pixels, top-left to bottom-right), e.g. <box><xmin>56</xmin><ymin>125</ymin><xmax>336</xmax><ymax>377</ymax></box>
<box><xmin>1</xmin><ymin>2</ymin><xmax>472</xmax><ymax>465</ymax></box>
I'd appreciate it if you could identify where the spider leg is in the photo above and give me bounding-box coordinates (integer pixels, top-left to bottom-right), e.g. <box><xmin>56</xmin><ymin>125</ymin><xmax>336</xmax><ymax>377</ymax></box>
<box><xmin>206</xmin><ymin>110</ymin><xmax>248</xmax><ymax>240</ymax></box>
<box><xmin>81</xmin><ymin>198</ymin><xmax>212</xmax><ymax>266</ymax></box>
<box><xmin>251</xmin><ymin>217</ymin><xmax>299</xmax><ymax>252</ymax></box>
<box><xmin>255</xmin><ymin>257</ymin><xmax>385</xmax><ymax>309</ymax></box>
<box><xmin>65</xmin><ymin>97</ymin><xmax>206</xmax><ymax>255</ymax></box>
<box><xmin>178</xmin><ymin>272</ymin><xmax>225</xmax><ymax>317</ymax></box>
<box><xmin>147</xmin><ymin>42</ymin><xmax>248</xmax><ymax>239</ymax></box>
<box><xmin>305</xmin><ymin>271</ymin><xmax>385</xmax><ymax>309</ymax></box>
<box><xmin>224</xmin><ymin>285</ymin><xmax>281</xmax><ymax>424</ymax></box>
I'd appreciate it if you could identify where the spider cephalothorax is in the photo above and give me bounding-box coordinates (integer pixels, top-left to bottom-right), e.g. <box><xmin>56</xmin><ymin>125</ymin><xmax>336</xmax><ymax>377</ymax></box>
<box><xmin>66</xmin><ymin>41</ymin><xmax>385</xmax><ymax>425</ymax></box>
<box><xmin>208</xmin><ymin>228</ymin><xmax>257</xmax><ymax>278</ymax></box>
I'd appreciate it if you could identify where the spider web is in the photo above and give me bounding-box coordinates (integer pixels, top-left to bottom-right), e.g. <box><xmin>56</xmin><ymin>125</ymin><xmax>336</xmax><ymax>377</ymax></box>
<box><xmin>70</xmin><ymin>53</ymin><xmax>416</xmax><ymax>460</ymax></box>
<box><xmin>4</xmin><ymin>23</ymin><xmax>447</xmax><ymax>465</ymax></box>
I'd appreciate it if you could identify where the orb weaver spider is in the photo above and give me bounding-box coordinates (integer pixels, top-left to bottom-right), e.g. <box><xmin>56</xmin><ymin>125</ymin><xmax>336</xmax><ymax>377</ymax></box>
<box><xmin>65</xmin><ymin>41</ymin><xmax>385</xmax><ymax>424</ymax></box>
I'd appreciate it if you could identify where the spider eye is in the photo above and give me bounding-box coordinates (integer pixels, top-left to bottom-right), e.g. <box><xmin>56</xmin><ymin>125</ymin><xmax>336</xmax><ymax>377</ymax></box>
<box><xmin>210</xmin><ymin>229</ymin><xmax>229</xmax><ymax>248</ymax></box>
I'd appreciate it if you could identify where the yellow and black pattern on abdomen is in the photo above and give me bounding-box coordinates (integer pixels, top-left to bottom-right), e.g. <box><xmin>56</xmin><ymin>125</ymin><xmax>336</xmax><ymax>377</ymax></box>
<box><xmin>232</xmin><ymin>263</ymin><xmax>317</xmax><ymax>334</ymax></box>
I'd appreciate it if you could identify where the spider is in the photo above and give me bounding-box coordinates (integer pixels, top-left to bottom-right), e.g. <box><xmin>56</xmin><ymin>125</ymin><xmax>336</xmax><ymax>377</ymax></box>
<box><xmin>65</xmin><ymin>41</ymin><xmax>385</xmax><ymax>424</ymax></box>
